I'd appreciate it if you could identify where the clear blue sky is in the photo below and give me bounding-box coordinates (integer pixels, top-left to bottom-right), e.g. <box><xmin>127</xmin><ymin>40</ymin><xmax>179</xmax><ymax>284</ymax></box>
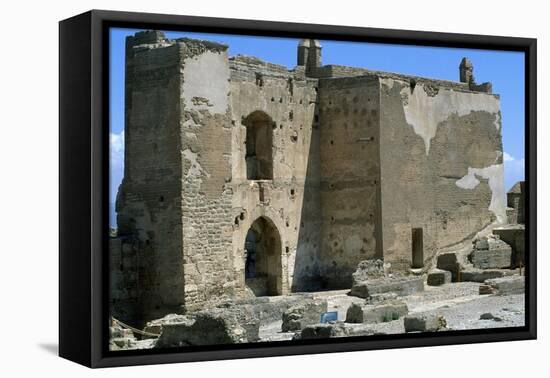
<box><xmin>109</xmin><ymin>27</ymin><xmax>525</xmax><ymax>226</ymax></box>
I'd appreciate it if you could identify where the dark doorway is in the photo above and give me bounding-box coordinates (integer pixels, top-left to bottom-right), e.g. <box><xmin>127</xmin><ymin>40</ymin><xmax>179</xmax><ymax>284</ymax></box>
<box><xmin>243</xmin><ymin>111</ymin><xmax>273</xmax><ymax>180</ymax></box>
<box><xmin>244</xmin><ymin>217</ymin><xmax>282</xmax><ymax>296</ymax></box>
<box><xmin>412</xmin><ymin>227</ymin><xmax>424</xmax><ymax>268</ymax></box>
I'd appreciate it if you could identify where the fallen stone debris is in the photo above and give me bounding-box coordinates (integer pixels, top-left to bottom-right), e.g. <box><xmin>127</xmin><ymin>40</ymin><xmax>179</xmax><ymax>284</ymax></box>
<box><xmin>470</xmin><ymin>236</ymin><xmax>512</xmax><ymax>269</ymax></box>
<box><xmin>350</xmin><ymin>276</ymin><xmax>424</xmax><ymax>299</ymax></box>
<box><xmin>281</xmin><ymin>299</ymin><xmax>327</xmax><ymax>332</ymax></box>
<box><xmin>460</xmin><ymin>268</ymin><xmax>516</xmax><ymax>283</ymax></box>
<box><xmin>427</xmin><ymin>269</ymin><xmax>452</xmax><ymax>286</ymax></box>
<box><xmin>294</xmin><ymin>322</ymin><xmax>376</xmax><ymax>340</ymax></box>
<box><xmin>109</xmin><ymin>320</ymin><xmax>137</xmax><ymax>351</ymax></box>
<box><xmin>345</xmin><ymin>301</ymin><xmax>408</xmax><ymax>324</ymax></box>
<box><xmin>404</xmin><ymin>314</ymin><xmax>448</xmax><ymax>333</ymax></box>
<box><xmin>479</xmin><ymin>312</ymin><xmax>503</xmax><ymax>322</ymax></box>
<box><xmin>479</xmin><ymin>276</ymin><xmax>525</xmax><ymax>296</ymax></box>
<box><xmin>153</xmin><ymin>311</ymin><xmax>258</xmax><ymax>348</ymax></box>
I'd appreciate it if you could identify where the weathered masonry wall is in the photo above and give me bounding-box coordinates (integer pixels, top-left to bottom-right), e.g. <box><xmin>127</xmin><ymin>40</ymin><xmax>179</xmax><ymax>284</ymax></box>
<box><xmin>116</xmin><ymin>33</ymin><xmax>236</xmax><ymax>316</ymax></box>
<box><xmin>378</xmin><ymin>77</ymin><xmax>504</xmax><ymax>270</ymax></box>
<box><xmin>317</xmin><ymin>76</ymin><xmax>382</xmax><ymax>288</ymax></box>
<box><xmin>112</xmin><ymin>33</ymin><xmax>506</xmax><ymax>322</ymax></box>
<box><xmin>116</xmin><ymin>31</ymin><xmax>185</xmax><ymax>320</ymax></box>
<box><xmin>109</xmin><ymin>238</ymin><xmax>139</xmax><ymax>324</ymax></box>
<box><xmin>178</xmin><ymin>39</ymin><xmax>235</xmax><ymax>312</ymax></box>
<box><xmin>228</xmin><ymin>57</ymin><xmax>321</xmax><ymax>293</ymax></box>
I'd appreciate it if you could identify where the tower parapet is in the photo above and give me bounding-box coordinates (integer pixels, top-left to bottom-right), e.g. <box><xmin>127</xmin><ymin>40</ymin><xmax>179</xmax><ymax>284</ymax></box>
<box><xmin>459</xmin><ymin>57</ymin><xmax>493</xmax><ymax>93</ymax></box>
<box><xmin>459</xmin><ymin>57</ymin><xmax>474</xmax><ymax>84</ymax></box>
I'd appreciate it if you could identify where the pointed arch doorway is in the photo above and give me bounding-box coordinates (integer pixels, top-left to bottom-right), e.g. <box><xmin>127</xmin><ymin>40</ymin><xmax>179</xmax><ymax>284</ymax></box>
<box><xmin>244</xmin><ymin>216</ymin><xmax>282</xmax><ymax>296</ymax></box>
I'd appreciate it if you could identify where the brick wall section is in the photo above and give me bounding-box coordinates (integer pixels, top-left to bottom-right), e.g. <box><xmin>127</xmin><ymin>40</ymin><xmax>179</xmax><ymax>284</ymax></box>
<box><xmin>317</xmin><ymin>76</ymin><xmax>382</xmax><ymax>288</ymax></box>
<box><xmin>228</xmin><ymin>56</ymin><xmax>321</xmax><ymax>293</ymax></box>
<box><xmin>179</xmin><ymin>44</ymin><xmax>235</xmax><ymax>311</ymax></box>
<box><xmin>109</xmin><ymin>238</ymin><xmax>139</xmax><ymax>324</ymax></box>
<box><xmin>116</xmin><ymin>33</ymin><xmax>186</xmax><ymax>319</ymax></box>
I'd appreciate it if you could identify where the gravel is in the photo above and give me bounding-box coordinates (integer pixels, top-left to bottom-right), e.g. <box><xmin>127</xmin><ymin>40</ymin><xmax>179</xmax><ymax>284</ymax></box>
<box><xmin>258</xmin><ymin>282</ymin><xmax>525</xmax><ymax>340</ymax></box>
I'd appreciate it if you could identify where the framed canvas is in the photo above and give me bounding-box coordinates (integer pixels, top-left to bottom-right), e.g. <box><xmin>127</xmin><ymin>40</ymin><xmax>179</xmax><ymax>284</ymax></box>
<box><xmin>59</xmin><ymin>9</ymin><xmax>537</xmax><ymax>368</ymax></box>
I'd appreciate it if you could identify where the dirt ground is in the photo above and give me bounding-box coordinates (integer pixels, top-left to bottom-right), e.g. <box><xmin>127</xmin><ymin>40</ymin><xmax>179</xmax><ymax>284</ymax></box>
<box><xmin>259</xmin><ymin>282</ymin><xmax>525</xmax><ymax>341</ymax></box>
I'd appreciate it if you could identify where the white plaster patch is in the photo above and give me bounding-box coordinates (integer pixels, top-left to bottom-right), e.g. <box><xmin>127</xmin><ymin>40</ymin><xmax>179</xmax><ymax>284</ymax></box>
<box><xmin>183</xmin><ymin>149</ymin><xmax>210</xmax><ymax>179</ymax></box>
<box><xmin>401</xmin><ymin>84</ymin><xmax>501</xmax><ymax>155</ymax></box>
<box><xmin>182</xmin><ymin>51</ymin><xmax>230</xmax><ymax>114</ymax></box>
<box><xmin>455</xmin><ymin>164</ymin><xmax>506</xmax><ymax>223</ymax></box>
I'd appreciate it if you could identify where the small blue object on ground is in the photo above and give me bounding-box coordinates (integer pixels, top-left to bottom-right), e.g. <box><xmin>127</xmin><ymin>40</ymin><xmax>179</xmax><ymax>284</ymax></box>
<box><xmin>320</xmin><ymin>311</ymin><xmax>338</xmax><ymax>323</ymax></box>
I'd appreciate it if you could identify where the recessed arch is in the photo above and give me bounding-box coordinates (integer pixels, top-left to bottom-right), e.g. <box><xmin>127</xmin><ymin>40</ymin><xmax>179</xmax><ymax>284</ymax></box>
<box><xmin>242</xmin><ymin>111</ymin><xmax>273</xmax><ymax>180</ymax></box>
<box><xmin>244</xmin><ymin>216</ymin><xmax>282</xmax><ymax>296</ymax></box>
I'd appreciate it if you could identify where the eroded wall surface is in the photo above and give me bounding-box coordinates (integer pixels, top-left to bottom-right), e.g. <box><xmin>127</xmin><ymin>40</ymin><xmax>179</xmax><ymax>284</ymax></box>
<box><xmin>317</xmin><ymin>76</ymin><xmax>382</xmax><ymax>288</ymax></box>
<box><xmin>178</xmin><ymin>41</ymin><xmax>235</xmax><ymax>311</ymax></box>
<box><xmin>228</xmin><ymin>57</ymin><xmax>320</xmax><ymax>293</ymax></box>
<box><xmin>116</xmin><ymin>34</ymin><xmax>236</xmax><ymax>315</ymax></box>
<box><xmin>378</xmin><ymin>77</ymin><xmax>504</xmax><ymax>270</ymax></box>
<box><xmin>116</xmin><ymin>33</ymin><xmax>186</xmax><ymax>319</ymax></box>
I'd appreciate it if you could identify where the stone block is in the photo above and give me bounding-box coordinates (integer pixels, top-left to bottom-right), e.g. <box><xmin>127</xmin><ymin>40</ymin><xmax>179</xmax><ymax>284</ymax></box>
<box><xmin>352</xmin><ymin>259</ymin><xmax>386</xmax><ymax>285</ymax></box>
<box><xmin>437</xmin><ymin>253</ymin><xmax>459</xmax><ymax>281</ymax></box>
<box><xmin>427</xmin><ymin>269</ymin><xmax>452</xmax><ymax>286</ymax></box>
<box><xmin>345</xmin><ymin>301</ymin><xmax>408</xmax><ymax>324</ymax></box>
<box><xmin>281</xmin><ymin>299</ymin><xmax>328</xmax><ymax>332</ymax></box>
<box><xmin>295</xmin><ymin>323</ymin><xmax>351</xmax><ymax>339</ymax></box>
<box><xmin>483</xmin><ymin>276</ymin><xmax>525</xmax><ymax>295</ymax></box>
<box><xmin>350</xmin><ymin>276</ymin><xmax>424</xmax><ymax>299</ymax></box>
<box><xmin>154</xmin><ymin>309</ymin><xmax>260</xmax><ymax>348</ymax></box>
<box><xmin>349</xmin><ymin>282</ymin><xmax>370</xmax><ymax>298</ymax></box>
<box><xmin>365</xmin><ymin>292</ymin><xmax>398</xmax><ymax>304</ymax></box>
<box><xmin>493</xmin><ymin>226</ymin><xmax>525</xmax><ymax>268</ymax></box>
<box><xmin>479</xmin><ymin>312</ymin><xmax>502</xmax><ymax>321</ymax></box>
<box><xmin>470</xmin><ymin>250</ymin><xmax>511</xmax><ymax>269</ymax></box>
<box><xmin>404</xmin><ymin>314</ymin><xmax>447</xmax><ymax>332</ymax></box>
<box><xmin>295</xmin><ymin>322</ymin><xmax>375</xmax><ymax>340</ymax></box>
<box><xmin>479</xmin><ymin>284</ymin><xmax>494</xmax><ymax>295</ymax></box>
<box><xmin>475</xmin><ymin>237</ymin><xmax>489</xmax><ymax>250</ymax></box>
<box><xmin>470</xmin><ymin>238</ymin><xmax>512</xmax><ymax>269</ymax></box>
<box><xmin>461</xmin><ymin>269</ymin><xmax>515</xmax><ymax>283</ymax></box>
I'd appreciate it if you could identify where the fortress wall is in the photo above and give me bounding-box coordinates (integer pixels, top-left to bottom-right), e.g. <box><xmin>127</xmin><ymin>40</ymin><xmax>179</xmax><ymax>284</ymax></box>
<box><xmin>113</xmin><ymin>32</ymin><xmax>507</xmax><ymax>321</ymax></box>
<box><xmin>178</xmin><ymin>41</ymin><xmax>235</xmax><ymax>311</ymax></box>
<box><xmin>116</xmin><ymin>34</ymin><xmax>236</xmax><ymax>315</ymax></box>
<box><xmin>317</xmin><ymin>76</ymin><xmax>382</xmax><ymax>288</ymax></box>
<box><xmin>116</xmin><ymin>34</ymin><xmax>186</xmax><ymax>319</ymax></box>
<box><xmin>228</xmin><ymin>57</ymin><xmax>321</xmax><ymax>292</ymax></box>
<box><xmin>109</xmin><ymin>238</ymin><xmax>139</xmax><ymax>325</ymax></box>
<box><xmin>378</xmin><ymin>77</ymin><xmax>504</xmax><ymax>271</ymax></box>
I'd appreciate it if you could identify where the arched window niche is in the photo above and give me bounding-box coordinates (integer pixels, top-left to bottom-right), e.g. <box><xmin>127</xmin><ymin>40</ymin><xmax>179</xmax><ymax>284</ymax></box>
<box><xmin>243</xmin><ymin>111</ymin><xmax>274</xmax><ymax>180</ymax></box>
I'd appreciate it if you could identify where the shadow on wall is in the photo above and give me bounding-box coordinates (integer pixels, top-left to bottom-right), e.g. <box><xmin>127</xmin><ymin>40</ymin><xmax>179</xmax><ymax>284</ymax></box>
<box><xmin>292</xmin><ymin>100</ymin><xmax>324</xmax><ymax>292</ymax></box>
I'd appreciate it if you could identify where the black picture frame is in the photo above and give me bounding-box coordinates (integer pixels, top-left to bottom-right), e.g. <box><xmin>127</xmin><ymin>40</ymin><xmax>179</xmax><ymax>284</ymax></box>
<box><xmin>59</xmin><ymin>9</ymin><xmax>537</xmax><ymax>368</ymax></box>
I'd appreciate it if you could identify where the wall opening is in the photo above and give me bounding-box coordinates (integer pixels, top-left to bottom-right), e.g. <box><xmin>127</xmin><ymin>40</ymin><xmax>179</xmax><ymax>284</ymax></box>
<box><xmin>243</xmin><ymin>111</ymin><xmax>274</xmax><ymax>180</ymax></box>
<box><xmin>244</xmin><ymin>217</ymin><xmax>282</xmax><ymax>296</ymax></box>
<box><xmin>412</xmin><ymin>227</ymin><xmax>424</xmax><ymax>268</ymax></box>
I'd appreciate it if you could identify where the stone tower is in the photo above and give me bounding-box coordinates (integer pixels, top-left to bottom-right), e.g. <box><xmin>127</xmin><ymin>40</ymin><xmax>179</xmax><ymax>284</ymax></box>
<box><xmin>297</xmin><ymin>39</ymin><xmax>322</xmax><ymax>75</ymax></box>
<box><xmin>459</xmin><ymin>57</ymin><xmax>474</xmax><ymax>84</ymax></box>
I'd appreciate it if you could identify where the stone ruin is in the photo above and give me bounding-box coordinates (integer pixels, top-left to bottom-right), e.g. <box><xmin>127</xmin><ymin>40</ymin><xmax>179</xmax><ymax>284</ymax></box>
<box><xmin>108</xmin><ymin>31</ymin><xmax>525</xmax><ymax>349</ymax></box>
